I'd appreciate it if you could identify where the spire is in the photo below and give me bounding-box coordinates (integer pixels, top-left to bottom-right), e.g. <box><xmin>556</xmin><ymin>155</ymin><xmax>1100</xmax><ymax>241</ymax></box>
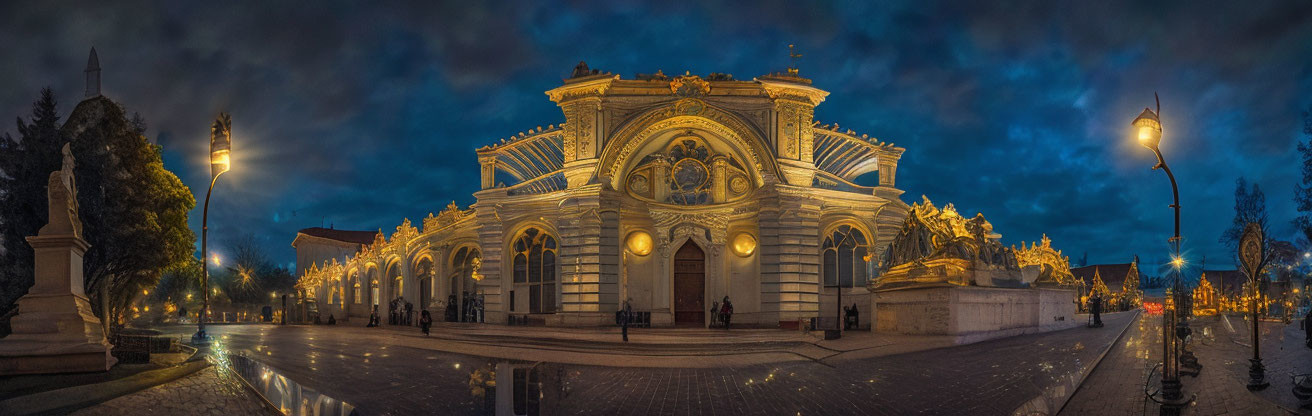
<box><xmin>84</xmin><ymin>47</ymin><xmax>101</xmax><ymax>98</ymax></box>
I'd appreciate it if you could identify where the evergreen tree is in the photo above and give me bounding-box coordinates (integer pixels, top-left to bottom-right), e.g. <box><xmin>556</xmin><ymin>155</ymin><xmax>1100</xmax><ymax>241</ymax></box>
<box><xmin>1219</xmin><ymin>177</ymin><xmax>1268</xmax><ymax>257</ymax></box>
<box><xmin>0</xmin><ymin>88</ymin><xmax>67</xmax><ymax>313</ymax></box>
<box><xmin>1295</xmin><ymin>107</ymin><xmax>1312</xmax><ymax>246</ymax></box>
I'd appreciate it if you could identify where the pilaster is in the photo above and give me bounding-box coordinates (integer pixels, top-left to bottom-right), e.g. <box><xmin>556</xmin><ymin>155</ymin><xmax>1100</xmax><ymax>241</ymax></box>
<box><xmin>547</xmin><ymin>76</ymin><xmax>615</xmax><ymax>189</ymax></box>
<box><xmin>759</xmin><ymin>79</ymin><xmax>827</xmax><ymax>186</ymax></box>
<box><xmin>756</xmin><ymin>184</ymin><xmax>822</xmax><ymax>326</ymax></box>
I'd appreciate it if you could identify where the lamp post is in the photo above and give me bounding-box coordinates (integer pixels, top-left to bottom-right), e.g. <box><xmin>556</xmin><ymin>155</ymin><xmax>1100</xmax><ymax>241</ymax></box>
<box><xmin>192</xmin><ymin>113</ymin><xmax>231</xmax><ymax>346</ymax></box>
<box><xmin>1238</xmin><ymin>223</ymin><xmax>1269</xmax><ymax>390</ymax></box>
<box><xmin>1132</xmin><ymin>97</ymin><xmax>1189</xmax><ymax>415</ymax></box>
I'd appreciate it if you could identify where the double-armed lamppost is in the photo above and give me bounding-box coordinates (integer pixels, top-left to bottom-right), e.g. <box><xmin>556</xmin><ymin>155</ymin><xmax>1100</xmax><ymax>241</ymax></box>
<box><xmin>192</xmin><ymin>113</ymin><xmax>231</xmax><ymax>345</ymax></box>
<box><xmin>1132</xmin><ymin>97</ymin><xmax>1191</xmax><ymax>415</ymax></box>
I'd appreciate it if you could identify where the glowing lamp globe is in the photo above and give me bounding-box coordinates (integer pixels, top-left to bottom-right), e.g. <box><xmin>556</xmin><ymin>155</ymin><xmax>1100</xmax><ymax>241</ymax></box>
<box><xmin>625</xmin><ymin>231</ymin><xmax>653</xmax><ymax>256</ymax></box>
<box><xmin>210</xmin><ymin>113</ymin><xmax>232</xmax><ymax>178</ymax></box>
<box><xmin>731</xmin><ymin>232</ymin><xmax>757</xmax><ymax>257</ymax></box>
<box><xmin>1131</xmin><ymin>107</ymin><xmax>1162</xmax><ymax>150</ymax></box>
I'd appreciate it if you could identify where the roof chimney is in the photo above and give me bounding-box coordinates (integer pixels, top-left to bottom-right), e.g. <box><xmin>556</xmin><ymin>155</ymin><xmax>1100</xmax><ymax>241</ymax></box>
<box><xmin>84</xmin><ymin>47</ymin><xmax>101</xmax><ymax>98</ymax></box>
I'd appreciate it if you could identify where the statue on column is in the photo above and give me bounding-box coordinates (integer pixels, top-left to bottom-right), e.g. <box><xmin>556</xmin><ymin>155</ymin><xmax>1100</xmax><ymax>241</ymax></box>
<box><xmin>39</xmin><ymin>144</ymin><xmax>82</xmax><ymax>238</ymax></box>
<box><xmin>0</xmin><ymin>143</ymin><xmax>116</xmax><ymax>375</ymax></box>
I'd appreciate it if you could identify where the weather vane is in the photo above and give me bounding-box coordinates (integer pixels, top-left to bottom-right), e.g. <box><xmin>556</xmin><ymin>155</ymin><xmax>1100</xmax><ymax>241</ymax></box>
<box><xmin>788</xmin><ymin>44</ymin><xmax>803</xmax><ymax>75</ymax></box>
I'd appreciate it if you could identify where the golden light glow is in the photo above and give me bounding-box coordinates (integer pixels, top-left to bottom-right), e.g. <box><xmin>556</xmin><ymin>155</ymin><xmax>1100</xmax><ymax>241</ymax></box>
<box><xmin>731</xmin><ymin>232</ymin><xmax>757</xmax><ymax>257</ymax></box>
<box><xmin>469</xmin><ymin>257</ymin><xmax>484</xmax><ymax>281</ymax></box>
<box><xmin>1131</xmin><ymin>107</ymin><xmax>1162</xmax><ymax>149</ymax></box>
<box><xmin>211</xmin><ymin>150</ymin><xmax>230</xmax><ymax>177</ymax></box>
<box><xmin>1170</xmin><ymin>256</ymin><xmax>1185</xmax><ymax>269</ymax></box>
<box><xmin>625</xmin><ymin>230</ymin><xmax>653</xmax><ymax>256</ymax></box>
<box><xmin>212</xmin><ymin>253</ymin><xmax>222</xmax><ymax>266</ymax></box>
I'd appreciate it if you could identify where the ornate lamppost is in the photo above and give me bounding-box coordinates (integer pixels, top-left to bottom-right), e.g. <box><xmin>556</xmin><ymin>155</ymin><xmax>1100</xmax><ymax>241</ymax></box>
<box><xmin>192</xmin><ymin>113</ymin><xmax>231</xmax><ymax>345</ymax></box>
<box><xmin>1239</xmin><ymin>223</ymin><xmax>1269</xmax><ymax>390</ymax></box>
<box><xmin>1131</xmin><ymin>98</ymin><xmax>1190</xmax><ymax>415</ymax></box>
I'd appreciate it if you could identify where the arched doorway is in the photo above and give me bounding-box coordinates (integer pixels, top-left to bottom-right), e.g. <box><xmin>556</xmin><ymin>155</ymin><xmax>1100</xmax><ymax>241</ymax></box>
<box><xmin>450</xmin><ymin>246</ymin><xmax>482</xmax><ymax>322</ymax></box>
<box><xmin>673</xmin><ymin>241</ymin><xmax>705</xmax><ymax>326</ymax></box>
<box><xmin>415</xmin><ymin>258</ymin><xmax>433</xmax><ymax>311</ymax></box>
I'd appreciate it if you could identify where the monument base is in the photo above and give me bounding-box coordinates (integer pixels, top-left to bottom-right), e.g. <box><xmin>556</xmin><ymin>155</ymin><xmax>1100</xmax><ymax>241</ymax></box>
<box><xmin>0</xmin><ymin>292</ymin><xmax>116</xmax><ymax>375</ymax></box>
<box><xmin>874</xmin><ymin>285</ymin><xmax>1076</xmax><ymax>344</ymax></box>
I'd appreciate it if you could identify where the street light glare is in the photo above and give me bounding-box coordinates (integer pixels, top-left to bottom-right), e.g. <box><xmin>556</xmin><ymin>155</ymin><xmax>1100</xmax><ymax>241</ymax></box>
<box><xmin>212</xmin><ymin>253</ymin><xmax>222</xmax><ymax>266</ymax></box>
<box><xmin>1171</xmin><ymin>256</ymin><xmax>1185</xmax><ymax>269</ymax></box>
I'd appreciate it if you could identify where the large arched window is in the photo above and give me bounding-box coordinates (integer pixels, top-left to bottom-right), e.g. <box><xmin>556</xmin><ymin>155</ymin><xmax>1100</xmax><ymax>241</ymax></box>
<box><xmin>352</xmin><ymin>274</ymin><xmax>362</xmax><ymax>304</ymax></box>
<box><xmin>822</xmin><ymin>225</ymin><xmax>870</xmax><ymax>289</ymax></box>
<box><xmin>512</xmin><ymin>228</ymin><xmax>557</xmax><ymax>313</ymax></box>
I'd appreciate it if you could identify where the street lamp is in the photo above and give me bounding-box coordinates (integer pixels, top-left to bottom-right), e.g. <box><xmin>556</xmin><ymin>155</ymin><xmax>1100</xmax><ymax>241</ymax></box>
<box><xmin>1132</xmin><ymin>97</ymin><xmax>1191</xmax><ymax>415</ymax></box>
<box><xmin>1238</xmin><ymin>223</ymin><xmax>1269</xmax><ymax>391</ymax></box>
<box><xmin>193</xmin><ymin>112</ymin><xmax>231</xmax><ymax>346</ymax></box>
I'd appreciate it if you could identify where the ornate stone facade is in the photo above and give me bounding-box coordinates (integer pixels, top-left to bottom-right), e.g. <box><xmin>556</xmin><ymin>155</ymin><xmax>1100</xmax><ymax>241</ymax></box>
<box><xmin>298</xmin><ymin>65</ymin><xmax>910</xmax><ymax>328</ymax></box>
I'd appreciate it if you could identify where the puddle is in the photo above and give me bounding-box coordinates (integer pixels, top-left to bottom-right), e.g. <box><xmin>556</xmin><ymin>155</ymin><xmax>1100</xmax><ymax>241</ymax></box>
<box><xmin>218</xmin><ymin>352</ymin><xmax>359</xmax><ymax>416</ymax></box>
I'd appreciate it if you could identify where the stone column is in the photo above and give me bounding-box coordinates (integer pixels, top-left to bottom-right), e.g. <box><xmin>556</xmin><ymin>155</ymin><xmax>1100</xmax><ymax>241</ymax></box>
<box><xmin>479</xmin><ymin>155</ymin><xmax>498</xmax><ymax>190</ymax></box>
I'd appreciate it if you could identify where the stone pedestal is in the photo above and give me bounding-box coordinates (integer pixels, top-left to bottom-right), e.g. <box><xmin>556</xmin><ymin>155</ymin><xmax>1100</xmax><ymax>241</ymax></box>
<box><xmin>0</xmin><ymin>234</ymin><xmax>116</xmax><ymax>375</ymax></box>
<box><xmin>873</xmin><ymin>285</ymin><xmax>1076</xmax><ymax>344</ymax></box>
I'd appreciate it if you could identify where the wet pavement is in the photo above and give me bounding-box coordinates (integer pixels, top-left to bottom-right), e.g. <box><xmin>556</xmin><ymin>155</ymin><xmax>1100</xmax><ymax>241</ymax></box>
<box><xmin>70</xmin><ymin>366</ymin><xmax>273</xmax><ymax>416</ymax></box>
<box><xmin>150</xmin><ymin>312</ymin><xmax>1137</xmax><ymax>415</ymax></box>
<box><xmin>1062</xmin><ymin>313</ymin><xmax>1309</xmax><ymax>415</ymax></box>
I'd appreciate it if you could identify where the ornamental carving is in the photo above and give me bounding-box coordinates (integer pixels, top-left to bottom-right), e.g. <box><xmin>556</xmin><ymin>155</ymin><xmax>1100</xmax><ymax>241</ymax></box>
<box><xmin>873</xmin><ymin>196</ymin><xmax>1023</xmax><ymax>290</ymax></box>
<box><xmin>624</xmin><ymin>134</ymin><xmax>753</xmax><ymax>205</ymax></box>
<box><xmin>423</xmin><ymin>201</ymin><xmax>469</xmax><ymax>233</ymax></box>
<box><xmin>1013</xmin><ymin>234</ymin><xmax>1075</xmax><ymax>286</ymax></box>
<box><xmin>650</xmin><ymin>208</ymin><xmax>730</xmax><ymax>246</ymax></box>
<box><xmin>669</xmin><ymin>75</ymin><xmax>711</xmax><ymax>97</ymax></box>
<box><xmin>603</xmin><ymin>100</ymin><xmax>774</xmax><ymax>187</ymax></box>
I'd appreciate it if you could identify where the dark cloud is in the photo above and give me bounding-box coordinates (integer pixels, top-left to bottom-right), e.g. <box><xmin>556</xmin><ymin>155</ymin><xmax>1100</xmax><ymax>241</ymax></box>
<box><xmin>1</xmin><ymin>0</ymin><xmax>1308</xmax><ymax>269</ymax></box>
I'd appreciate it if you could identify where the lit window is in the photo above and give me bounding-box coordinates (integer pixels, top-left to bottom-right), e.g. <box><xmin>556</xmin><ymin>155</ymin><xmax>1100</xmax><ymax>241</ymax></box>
<box><xmin>512</xmin><ymin>228</ymin><xmax>557</xmax><ymax>313</ymax></box>
<box><xmin>822</xmin><ymin>225</ymin><xmax>869</xmax><ymax>289</ymax></box>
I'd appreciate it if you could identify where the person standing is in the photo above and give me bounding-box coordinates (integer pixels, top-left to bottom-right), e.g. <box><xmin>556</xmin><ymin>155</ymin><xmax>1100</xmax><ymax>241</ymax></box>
<box><xmin>367</xmin><ymin>305</ymin><xmax>379</xmax><ymax>327</ymax></box>
<box><xmin>1090</xmin><ymin>292</ymin><xmax>1103</xmax><ymax>328</ymax></box>
<box><xmin>1303</xmin><ymin>306</ymin><xmax>1311</xmax><ymax>349</ymax></box>
<box><xmin>420</xmin><ymin>310</ymin><xmax>433</xmax><ymax>336</ymax></box>
<box><xmin>708</xmin><ymin>300</ymin><xmax>720</xmax><ymax>329</ymax></box>
<box><xmin>720</xmin><ymin>296</ymin><xmax>734</xmax><ymax>330</ymax></box>
<box><xmin>620</xmin><ymin>299</ymin><xmax>633</xmax><ymax>342</ymax></box>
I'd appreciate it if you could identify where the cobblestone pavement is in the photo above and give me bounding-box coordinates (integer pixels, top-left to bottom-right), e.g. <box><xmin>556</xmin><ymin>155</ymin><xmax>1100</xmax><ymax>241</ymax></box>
<box><xmin>146</xmin><ymin>312</ymin><xmax>1135</xmax><ymax>415</ymax></box>
<box><xmin>70</xmin><ymin>365</ymin><xmax>274</xmax><ymax>416</ymax></box>
<box><xmin>1062</xmin><ymin>313</ymin><xmax>1307</xmax><ymax>415</ymax></box>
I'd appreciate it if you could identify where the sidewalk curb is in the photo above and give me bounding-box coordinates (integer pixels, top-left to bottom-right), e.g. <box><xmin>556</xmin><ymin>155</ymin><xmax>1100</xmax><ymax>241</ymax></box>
<box><xmin>0</xmin><ymin>360</ymin><xmax>210</xmax><ymax>415</ymax></box>
<box><xmin>1055</xmin><ymin>309</ymin><xmax>1141</xmax><ymax>415</ymax></box>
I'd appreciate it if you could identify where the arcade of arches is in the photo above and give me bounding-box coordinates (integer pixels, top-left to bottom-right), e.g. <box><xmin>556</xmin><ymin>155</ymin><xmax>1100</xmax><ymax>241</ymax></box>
<box><xmin>295</xmin><ymin>66</ymin><xmax>912</xmax><ymax>328</ymax></box>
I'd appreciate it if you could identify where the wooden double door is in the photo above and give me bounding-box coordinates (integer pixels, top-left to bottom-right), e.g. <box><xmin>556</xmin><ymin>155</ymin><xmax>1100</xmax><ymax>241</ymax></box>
<box><xmin>673</xmin><ymin>241</ymin><xmax>706</xmax><ymax>326</ymax></box>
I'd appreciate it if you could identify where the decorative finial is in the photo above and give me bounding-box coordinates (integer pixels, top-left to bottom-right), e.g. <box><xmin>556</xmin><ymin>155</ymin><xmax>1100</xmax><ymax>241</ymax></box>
<box><xmin>84</xmin><ymin>47</ymin><xmax>101</xmax><ymax>98</ymax></box>
<box><xmin>787</xmin><ymin>44</ymin><xmax>803</xmax><ymax>76</ymax></box>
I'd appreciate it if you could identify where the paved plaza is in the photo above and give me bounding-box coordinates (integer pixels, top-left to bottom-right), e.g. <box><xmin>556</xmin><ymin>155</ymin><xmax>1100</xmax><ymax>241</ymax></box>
<box><xmin>70</xmin><ymin>365</ymin><xmax>273</xmax><ymax>416</ymax></box>
<box><xmin>140</xmin><ymin>312</ymin><xmax>1136</xmax><ymax>415</ymax></box>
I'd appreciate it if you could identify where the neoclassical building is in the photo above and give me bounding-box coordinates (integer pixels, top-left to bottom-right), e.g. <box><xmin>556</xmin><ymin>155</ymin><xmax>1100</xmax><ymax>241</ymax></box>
<box><xmin>296</xmin><ymin>64</ymin><xmax>910</xmax><ymax>328</ymax></box>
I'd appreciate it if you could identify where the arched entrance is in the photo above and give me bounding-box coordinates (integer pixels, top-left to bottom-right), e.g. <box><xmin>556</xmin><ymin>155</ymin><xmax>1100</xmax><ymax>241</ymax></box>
<box><xmin>673</xmin><ymin>241</ymin><xmax>705</xmax><ymax>326</ymax></box>
<box><xmin>415</xmin><ymin>258</ymin><xmax>434</xmax><ymax>312</ymax></box>
<box><xmin>450</xmin><ymin>246</ymin><xmax>482</xmax><ymax>322</ymax></box>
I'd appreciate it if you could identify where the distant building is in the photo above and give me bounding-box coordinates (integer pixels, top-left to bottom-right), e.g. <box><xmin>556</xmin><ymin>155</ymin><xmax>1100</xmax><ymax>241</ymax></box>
<box><xmin>1199</xmin><ymin>270</ymin><xmax>1246</xmax><ymax>299</ymax></box>
<box><xmin>1071</xmin><ymin>259</ymin><xmax>1141</xmax><ymax>311</ymax></box>
<box><xmin>291</xmin><ymin>227</ymin><xmax>377</xmax><ymax>306</ymax></box>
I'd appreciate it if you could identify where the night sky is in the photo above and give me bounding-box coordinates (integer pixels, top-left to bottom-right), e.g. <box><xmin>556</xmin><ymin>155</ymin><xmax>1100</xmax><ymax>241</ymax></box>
<box><xmin>1</xmin><ymin>1</ymin><xmax>1309</xmax><ymax>273</ymax></box>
